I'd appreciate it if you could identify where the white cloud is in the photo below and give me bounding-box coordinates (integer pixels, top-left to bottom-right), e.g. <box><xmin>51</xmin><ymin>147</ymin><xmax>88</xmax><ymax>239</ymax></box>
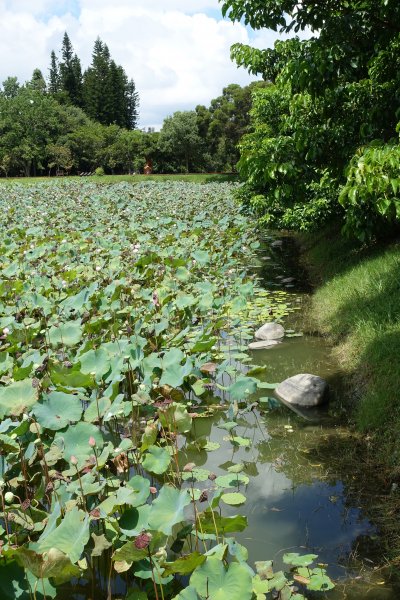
<box><xmin>0</xmin><ymin>1</ymin><xmax>290</xmax><ymax>127</ymax></box>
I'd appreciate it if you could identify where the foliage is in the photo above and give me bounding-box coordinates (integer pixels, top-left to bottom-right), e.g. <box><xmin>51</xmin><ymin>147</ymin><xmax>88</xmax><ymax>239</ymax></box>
<box><xmin>0</xmin><ymin>180</ymin><xmax>335</xmax><ymax>598</ymax></box>
<box><xmin>49</xmin><ymin>33</ymin><xmax>139</xmax><ymax>129</ymax></box>
<box><xmin>222</xmin><ymin>0</ymin><xmax>400</xmax><ymax>239</ymax></box>
<box><xmin>339</xmin><ymin>141</ymin><xmax>400</xmax><ymax>241</ymax></box>
<box><xmin>195</xmin><ymin>82</ymin><xmax>269</xmax><ymax>172</ymax></box>
<box><xmin>158</xmin><ymin>111</ymin><xmax>203</xmax><ymax>173</ymax></box>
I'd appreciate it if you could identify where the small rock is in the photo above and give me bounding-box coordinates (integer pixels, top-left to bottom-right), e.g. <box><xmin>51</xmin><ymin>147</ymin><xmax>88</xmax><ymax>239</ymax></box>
<box><xmin>271</xmin><ymin>240</ymin><xmax>283</xmax><ymax>247</ymax></box>
<box><xmin>255</xmin><ymin>322</ymin><xmax>285</xmax><ymax>341</ymax></box>
<box><xmin>282</xmin><ymin>277</ymin><xmax>295</xmax><ymax>283</ymax></box>
<box><xmin>276</xmin><ymin>374</ymin><xmax>328</xmax><ymax>407</ymax></box>
<box><xmin>248</xmin><ymin>340</ymin><xmax>280</xmax><ymax>350</ymax></box>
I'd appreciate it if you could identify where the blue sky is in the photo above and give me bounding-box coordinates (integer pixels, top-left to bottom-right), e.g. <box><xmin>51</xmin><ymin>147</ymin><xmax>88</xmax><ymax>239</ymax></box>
<box><xmin>0</xmin><ymin>1</ymin><xmax>294</xmax><ymax>127</ymax></box>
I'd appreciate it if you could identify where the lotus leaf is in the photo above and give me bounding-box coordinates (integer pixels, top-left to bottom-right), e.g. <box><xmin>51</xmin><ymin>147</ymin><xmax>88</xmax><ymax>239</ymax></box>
<box><xmin>48</xmin><ymin>320</ymin><xmax>83</xmax><ymax>347</ymax></box>
<box><xmin>148</xmin><ymin>485</ymin><xmax>191</xmax><ymax>535</ymax></box>
<box><xmin>0</xmin><ymin>379</ymin><xmax>38</xmax><ymax>418</ymax></box>
<box><xmin>142</xmin><ymin>445</ymin><xmax>171</xmax><ymax>474</ymax></box>
<box><xmin>33</xmin><ymin>391</ymin><xmax>82</xmax><ymax>431</ymax></box>
<box><xmin>190</xmin><ymin>556</ymin><xmax>253</xmax><ymax>600</ymax></box>
<box><xmin>54</xmin><ymin>421</ymin><xmax>103</xmax><ymax>466</ymax></box>
<box><xmin>38</xmin><ymin>507</ymin><xmax>90</xmax><ymax>564</ymax></box>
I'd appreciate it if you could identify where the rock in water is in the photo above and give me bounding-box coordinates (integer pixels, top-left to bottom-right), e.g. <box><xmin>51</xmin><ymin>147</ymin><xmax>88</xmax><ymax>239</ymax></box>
<box><xmin>276</xmin><ymin>374</ymin><xmax>328</xmax><ymax>407</ymax></box>
<box><xmin>248</xmin><ymin>340</ymin><xmax>280</xmax><ymax>350</ymax></box>
<box><xmin>255</xmin><ymin>322</ymin><xmax>285</xmax><ymax>341</ymax></box>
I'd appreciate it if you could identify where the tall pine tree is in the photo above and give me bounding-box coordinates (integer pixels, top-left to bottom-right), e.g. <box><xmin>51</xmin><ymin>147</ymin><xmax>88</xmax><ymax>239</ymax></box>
<box><xmin>58</xmin><ymin>32</ymin><xmax>83</xmax><ymax>106</ymax></box>
<box><xmin>48</xmin><ymin>33</ymin><xmax>139</xmax><ymax>128</ymax></box>
<box><xmin>83</xmin><ymin>37</ymin><xmax>139</xmax><ymax>128</ymax></box>
<box><xmin>48</xmin><ymin>51</ymin><xmax>60</xmax><ymax>95</ymax></box>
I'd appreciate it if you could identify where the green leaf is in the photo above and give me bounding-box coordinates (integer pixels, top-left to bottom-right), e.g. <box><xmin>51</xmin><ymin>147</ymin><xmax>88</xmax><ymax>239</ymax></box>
<box><xmin>119</xmin><ymin>505</ymin><xmax>151</xmax><ymax>536</ymax></box>
<box><xmin>49</xmin><ymin>320</ymin><xmax>83</xmax><ymax>347</ymax></box>
<box><xmin>228</xmin><ymin>376</ymin><xmax>258</xmax><ymax>400</ymax></box>
<box><xmin>190</xmin><ymin>556</ymin><xmax>253</xmax><ymax>600</ymax></box>
<box><xmin>79</xmin><ymin>347</ymin><xmax>111</xmax><ymax>380</ymax></box>
<box><xmin>148</xmin><ymin>485</ymin><xmax>191</xmax><ymax>535</ymax></box>
<box><xmin>33</xmin><ymin>391</ymin><xmax>82</xmax><ymax>431</ymax></box>
<box><xmin>163</xmin><ymin>552</ymin><xmax>206</xmax><ymax>576</ymax></box>
<box><xmin>126</xmin><ymin>475</ymin><xmax>151</xmax><ymax>506</ymax></box>
<box><xmin>283</xmin><ymin>552</ymin><xmax>318</xmax><ymax>567</ymax></box>
<box><xmin>0</xmin><ymin>379</ymin><xmax>38</xmax><ymax>418</ymax></box>
<box><xmin>199</xmin><ymin>511</ymin><xmax>248</xmax><ymax>534</ymax></box>
<box><xmin>0</xmin><ymin>560</ymin><xmax>29</xmax><ymax>599</ymax></box>
<box><xmin>158</xmin><ymin>402</ymin><xmax>192</xmax><ymax>433</ymax></box>
<box><xmin>38</xmin><ymin>507</ymin><xmax>90</xmax><ymax>564</ymax></box>
<box><xmin>308</xmin><ymin>572</ymin><xmax>335</xmax><ymax>591</ymax></box>
<box><xmin>142</xmin><ymin>445</ymin><xmax>171</xmax><ymax>475</ymax></box>
<box><xmin>215</xmin><ymin>473</ymin><xmax>249</xmax><ymax>488</ymax></box>
<box><xmin>159</xmin><ymin>348</ymin><xmax>192</xmax><ymax>388</ymax></box>
<box><xmin>221</xmin><ymin>492</ymin><xmax>246</xmax><ymax>506</ymax></box>
<box><xmin>54</xmin><ymin>421</ymin><xmax>103</xmax><ymax>467</ymax></box>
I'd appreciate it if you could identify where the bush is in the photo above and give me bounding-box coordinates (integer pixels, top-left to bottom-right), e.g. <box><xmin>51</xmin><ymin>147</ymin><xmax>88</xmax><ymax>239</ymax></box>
<box><xmin>340</xmin><ymin>141</ymin><xmax>400</xmax><ymax>240</ymax></box>
<box><xmin>95</xmin><ymin>166</ymin><xmax>105</xmax><ymax>176</ymax></box>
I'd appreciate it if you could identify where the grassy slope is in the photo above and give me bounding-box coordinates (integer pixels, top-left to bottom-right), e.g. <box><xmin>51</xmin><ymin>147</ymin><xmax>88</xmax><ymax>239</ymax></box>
<box><xmin>300</xmin><ymin>226</ymin><xmax>400</xmax><ymax>460</ymax></box>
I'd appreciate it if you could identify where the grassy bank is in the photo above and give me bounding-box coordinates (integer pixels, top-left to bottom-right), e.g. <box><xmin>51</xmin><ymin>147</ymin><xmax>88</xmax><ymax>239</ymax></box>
<box><xmin>300</xmin><ymin>226</ymin><xmax>400</xmax><ymax>463</ymax></box>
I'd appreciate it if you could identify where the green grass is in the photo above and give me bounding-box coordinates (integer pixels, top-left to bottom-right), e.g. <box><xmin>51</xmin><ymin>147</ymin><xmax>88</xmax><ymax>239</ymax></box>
<box><xmin>0</xmin><ymin>173</ymin><xmax>237</xmax><ymax>185</ymax></box>
<box><xmin>300</xmin><ymin>226</ymin><xmax>400</xmax><ymax>456</ymax></box>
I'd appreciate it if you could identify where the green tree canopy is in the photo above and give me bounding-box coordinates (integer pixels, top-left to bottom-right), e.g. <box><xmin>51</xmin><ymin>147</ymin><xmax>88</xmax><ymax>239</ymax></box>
<box><xmin>221</xmin><ymin>0</ymin><xmax>400</xmax><ymax>238</ymax></box>
<box><xmin>158</xmin><ymin>111</ymin><xmax>203</xmax><ymax>173</ymax></box>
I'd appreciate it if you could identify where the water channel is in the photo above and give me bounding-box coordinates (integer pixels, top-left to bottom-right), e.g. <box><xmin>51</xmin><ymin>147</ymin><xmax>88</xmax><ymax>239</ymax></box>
<box><xmin>181</xmin><ymin>232</ymin><xmax>397</xmax><ymax>599</ymax></box>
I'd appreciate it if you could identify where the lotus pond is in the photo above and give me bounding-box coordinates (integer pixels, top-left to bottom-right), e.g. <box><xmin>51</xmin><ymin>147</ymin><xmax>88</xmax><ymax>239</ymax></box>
<box><xmin>0</xmin><ymin>181</ymin><xmax>395</xmax><ymax>599</ymax></box>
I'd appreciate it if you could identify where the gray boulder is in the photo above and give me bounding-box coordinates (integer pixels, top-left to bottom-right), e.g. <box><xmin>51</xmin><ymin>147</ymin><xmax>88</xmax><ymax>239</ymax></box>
<box><xmin>255</xmin><ymin>322</ymin><xmax>285</xmax><ymax>341</ymax></box>
<box><xmin>248</xmin><ymin>340</ymin><xmax>280</xmax><ymax>350</ymax></box>
<box><xmin>275</xmin><ymin>374</ymin><xmax>328</xmax><ymax>407</ymax></box>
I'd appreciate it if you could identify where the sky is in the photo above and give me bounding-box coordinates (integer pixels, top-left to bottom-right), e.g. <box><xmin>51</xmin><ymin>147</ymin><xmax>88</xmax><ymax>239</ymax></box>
<box><xmin>0</xmin><ymin>0</ymin><xmax>301</xmax><ymax>128</ymax></box>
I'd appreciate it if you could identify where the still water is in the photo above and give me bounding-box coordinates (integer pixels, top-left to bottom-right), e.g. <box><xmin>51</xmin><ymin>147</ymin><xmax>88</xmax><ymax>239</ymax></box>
<box><xmin>186</xmin><ymin>234</ymin><xmax>397</xmax><ymax>599</ymax></box>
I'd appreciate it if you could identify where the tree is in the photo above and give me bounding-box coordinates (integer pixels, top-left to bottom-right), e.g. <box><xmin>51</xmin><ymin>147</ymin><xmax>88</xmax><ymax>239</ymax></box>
<box><xmin>158</xmin><ymin>111</ymin><xmax>203</xmax><ymax>173</ymax></box>
<box><xmin>83</xmin><ymin>38</ymin><xmax>139</xmax><ymax>129</ymax></box>
<box><xmin>1</xmin><ymin>76</ymin><xmax>20</xmax><ymax>98</ymax></box>
<box><xmin>48</xmin><ymin>50</ymin><xmax>60</xmax><ymax>95</ymax></box>
<box><xmin>56</xmin><ymin>32</ymin><xmax>83</xmax><ymax>106</ymax></box>
<box><xmin>222</xmin><ymin>0</ymin><xmax>400</xmax><ymax>238</ymax></box>
<box><xmin>29</xmin><ymin>69</ymin><xmax>47</xmax><ymax>94</ymax></box>
<box><xmin>0</xmin><ymin>88</ymin><xmax>64</xmax><ymax>176</ymax></box>
<box><xmin>196</xmin><ymin>81</ymin><xmax>268</xmax><ymax>171</ymax></box>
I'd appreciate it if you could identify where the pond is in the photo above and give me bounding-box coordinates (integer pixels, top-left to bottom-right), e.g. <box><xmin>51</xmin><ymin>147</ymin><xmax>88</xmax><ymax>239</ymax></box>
<box><xmin>0</xmin><ymin>181</ymin><xmax>397</xmax><ymax>600</ymax></box>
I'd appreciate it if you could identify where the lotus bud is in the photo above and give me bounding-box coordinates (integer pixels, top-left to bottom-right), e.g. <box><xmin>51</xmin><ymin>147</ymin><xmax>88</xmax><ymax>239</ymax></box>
<box><xmin>183</xmin><ymin>462</ymin><xmax>196</xmax><ymax>473</ymax></box>
<box><xmin>4</xmin><ymin>492</ymin><xmax>14</xmax><ymax>504</ymax></box>
<box><xmin>89</xmin><ymin>436</ymin><xmax>96</xmax><ymax>448</ymax></box>
<box><xmin>134</xmin><ymin>532</ymin><xmax>152</xmax><ymax>550</ymax></box>
<box><xmin>149</xmin><ymin>486</ymin><xmax>157</xmax><ymax>494</ymax></box>
<box><xmin>70</xmin><ymin>455</ymin><xmax>78</xmax><ymax>465</ymax></box>
<box><xmin>2</xmin><ymin>327</ymin><xmax>10</xmax><ymax>336</ymax></box>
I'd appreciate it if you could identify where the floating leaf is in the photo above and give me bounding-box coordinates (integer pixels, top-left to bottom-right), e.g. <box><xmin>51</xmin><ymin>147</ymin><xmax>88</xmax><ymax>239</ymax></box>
<box><xmin>221</xmin><ymin>492</ymin><xmax>246</xmax><ymax>506</ymax></box>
